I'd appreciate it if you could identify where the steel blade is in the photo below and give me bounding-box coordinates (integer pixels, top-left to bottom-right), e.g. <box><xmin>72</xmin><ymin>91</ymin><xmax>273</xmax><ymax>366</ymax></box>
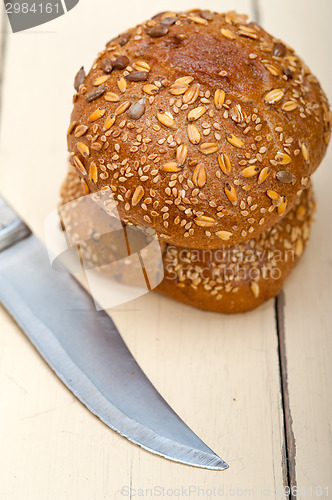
<box><xmin>0</xmin><ymin>234</ymin><xmax>228</xmax><ymax>470</ymax></box>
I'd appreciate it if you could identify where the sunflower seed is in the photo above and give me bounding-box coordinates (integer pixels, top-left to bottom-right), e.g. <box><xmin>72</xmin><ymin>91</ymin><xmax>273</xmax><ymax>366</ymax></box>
<box><xmin>258</xmin><ymin>167</ymin><xmax>271</xmax><ymax>184</ymax></box>
<box><xmin>157</xmin><ymin>112</ymin><xmax>175</xmax><ymax>128</ymax></box>
<box><xmin>73</xmin><ymin>155</ymin><xmax>87</xmax><ymax>175</ymax></box>
<box><xmin>77</xmin><ymin>142</ymin><xmax>90</xmax><ymax>157</ymax></box>
<box><xmin>160</xmin><ymin>15</ymin><xmax>177</xmax><ymax>26</ymax></box>
<box><xmin>264</xmin><ymin>88</ymin><xmax>285</xmax><ymax>104</ymax></box>
<box><xmin>146</xmin><ymin>25</ymin><xmax>169</xmax><ymax>37</ymax></box>
<box><xmin>88</xmin><ymin>107</ymin><xmax>106</xmax><ymax>122</ymax></box>
<box><xmin>282</xmin><ymin>100</ymin><xmax>298</xmax><ymax>112</ymax></box>
<box><xmin>275</xmin><ymin>152</ymin><xmax>291</xmax><ymax>165</ymax></box>
<box><xmin>113</xmin><ymin>55</ymin><xmax>129</xmax><ymax>70</ymax></box>
<box><xmin>188</xmin><ymin>106</ymin><xmax>207</xmax><ymax>121</ymax></box>
<box><xmin>187</xmin><ymin>123</ymin><xmax>201</xmax><ymax>144</ymax></box>
<box><xmin>133</xmin><ymin>60</ymin><xmax>150</xmax><ymax>72</ymax></box>
<box><xmin>101</xmin><ymin>58</ymin><xmax>113</xmax><ymax>73</ymax></box>
<box><xmin>192</xmin><ymin>164</ymin><xmax>207</xmax><ymax>188</ymax></box>
<box><xmin>220</xmin><ymin>28</ymin><xmax>236</xmax><ymax>39</ymax></box>
<box><xmin>199</xmin><ymin>142</ymin><xmax>218</xmax><ymax>155</ymax></box>
<box><xmin>74</xmin><ymin>125</ymin><xmax>88</xmax><ymax>138</ymax></box>
<box><xmin>162</xmin><ymin>162</ymin><xmax>181</xmax><ymax>172</ymax></box>
<box><xmin>240</xmin><ymin>165</ymin><xmax>260</xmax><ymax>177</ymax></box>
<box><xmin>214</xmin><ymin>89</ymin><xmax>225</xmax><ymax>109</ymax></box>
<box><xmin>216</xmin><ymin>230</ymin><xmax>233</xmax><ymax>241</ymax></box>
<box><xmin>85</xmin><ymin>85</ymin><xmax>107</xmax><ymax>102</ymax></box>
<box><xmin>125</xmin><ymin>71</ymin><xmax>148</xmax><ymax>82</ymax></box>
<box><xmin>301</xmin><ymin>143</ymin><xmax>310</xmax><ymax>162</ymax></box>
<box><xmin>92</xmin><ymin>75</ymin><xmax>109</xmax><ymax>86</ymax></box>
<box><xmin>276</xmin><ymin>170</ymin><xmax>296</xmax><ymax>183</ymax></box>
<box><xmin>119</xmin><ymin>32</ymin><xmax>131</xmax><ymax>46</ymax></box>
<box><xmin>104</xmin><ymin>113</ymin><xmax>116</xmax><ymax>130</ymax></box>
<box><xmin>199</xmin><ymin>10</ymin><xmax>214</xmax><ymax>21</ymax></box>
<box><xmin>107</xmin><ymin>32</ymin><xmax>131</xmax><ymax>47</ymax></box>
<box><xmin>132</xmin><ymin>186</ymin><xmax>144</xmax><ymax>206</ymax></box>
<box><xmin>274</xmin><ymin>42</ymin><xmax>287</xmax><ymax>57</ymax></box>
<box><xmin>74</xmin><ymin>67</ymin><xmax>85</xmax><ymax>91</ymax></box>
<box><xmin>194</xmin><ymin>215</ymin><xmax>216</xmax><ymax>227</ymax></box>
<box><xmin>104</xmin><ymin>92</ymin><xmax>120</xmax><ymax>102</ymax></box>
<box><xmin>183</xmin><ymin>83</ymin><xmax>200</xmax><ymax>104</ymax></box>
<box><xmin>176</xmin><ymin>144</ymin><xmax>188</xmax><ymax>165</ymax></box>
<box><xmin>226</xmin><ymin>133</ymin><xmax>244</xmax><ymax>148</ymax></box>
<box><xmin>218</xmin><ymin>154</ymin><xmax>232</xmax><ymax>175</ymax></box>
<box><xmin>127</xmin><ymin>99</ymin><xmax>146</xmax><ymax>120</ymax></box>
<box><xmin>143</xmin><ymin>84</ymin><xmax>159</xmax><ymax>95</ymax></box>
<box><xmin>89</xmin><ymin>162</ymin><xmax>98</xmax><ymax>184</ymax></box>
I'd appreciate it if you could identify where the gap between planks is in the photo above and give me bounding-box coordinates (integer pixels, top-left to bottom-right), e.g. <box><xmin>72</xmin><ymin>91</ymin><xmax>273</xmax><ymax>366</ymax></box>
<box><xmin>275</xmin><ymin>293</ymin><xmax>297</xmax><ymax>500</ymax></box>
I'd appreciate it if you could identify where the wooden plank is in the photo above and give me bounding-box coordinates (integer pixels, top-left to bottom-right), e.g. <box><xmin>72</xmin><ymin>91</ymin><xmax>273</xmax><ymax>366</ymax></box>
<box><xmin>0</xmin><ymin>1</ymin><xmax>287</xmax><ymax>498</ymax></box>
<box><xmin>260</xmin><ymin>0</ymin><xmax>332</xmax><ymax>496</ymax></box>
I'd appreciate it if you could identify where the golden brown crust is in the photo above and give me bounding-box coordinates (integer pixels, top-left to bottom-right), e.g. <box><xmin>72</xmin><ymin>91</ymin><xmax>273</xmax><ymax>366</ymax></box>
<box><xmin>60</xmin><ymin>167</ymin><xmax>315</xmax><ymax>314</ymax></box>
<box><xmin>67</xmin><ymin>9</ymin><xmax>329</xmax><ymax>250</ymax></box>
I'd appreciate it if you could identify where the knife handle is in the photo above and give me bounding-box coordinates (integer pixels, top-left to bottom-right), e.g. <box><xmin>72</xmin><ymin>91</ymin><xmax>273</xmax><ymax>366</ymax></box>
<box><xmin>0</xmin><ymin>195</ymin><xmax>31</xmax><ymax>252</ymax></box>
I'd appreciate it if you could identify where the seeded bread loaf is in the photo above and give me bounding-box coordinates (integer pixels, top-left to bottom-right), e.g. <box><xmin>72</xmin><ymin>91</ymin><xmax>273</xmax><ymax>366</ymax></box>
<box><xmin>60</xmin><ymin>167</ymin><xmax>315</xmax><ymax>314</ymax></box>
<box><xmin>67</xmin><ymin>9</ymin><xmax>330</xmax><ymax>250</ymax></box>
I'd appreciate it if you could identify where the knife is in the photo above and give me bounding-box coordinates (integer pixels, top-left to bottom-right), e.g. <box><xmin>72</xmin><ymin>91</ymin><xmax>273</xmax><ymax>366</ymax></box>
<box><xmin>0</xmin><ymin>195</ymin><xmax>228</xmax><ymax>471</ymax></box>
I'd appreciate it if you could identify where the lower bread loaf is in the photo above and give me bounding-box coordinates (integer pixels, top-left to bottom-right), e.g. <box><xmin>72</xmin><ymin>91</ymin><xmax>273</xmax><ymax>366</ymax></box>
<box><xmin>60</xmin><ymin>168</ymin><xmax>315</xmax><ymax>313</ymax></box>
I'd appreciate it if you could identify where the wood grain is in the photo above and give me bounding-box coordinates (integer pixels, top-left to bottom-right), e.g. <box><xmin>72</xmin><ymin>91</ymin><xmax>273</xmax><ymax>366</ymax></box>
<box><xmin>260</xmin><ymin>0</ymin><xmax>332</xmax><ymax>496</ymax></box>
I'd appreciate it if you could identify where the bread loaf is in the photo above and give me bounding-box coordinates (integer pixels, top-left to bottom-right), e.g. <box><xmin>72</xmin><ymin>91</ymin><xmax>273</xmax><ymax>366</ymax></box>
<box><xmin>60</xmin><ymin>167</ymin><xmax>315</xmax><ymax>313</ymax></box>
<box><xmin>67</xmin><ymin>9</ymin><xmax>330</xmax><ymax>249</ymax></box>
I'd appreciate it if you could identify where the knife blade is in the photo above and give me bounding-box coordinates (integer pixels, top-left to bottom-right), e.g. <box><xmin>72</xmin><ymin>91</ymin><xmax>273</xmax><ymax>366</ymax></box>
<box><xmin>0</xmin><ymin>195</ymin><xmax>228</xmax><ymax>471</ymax></box>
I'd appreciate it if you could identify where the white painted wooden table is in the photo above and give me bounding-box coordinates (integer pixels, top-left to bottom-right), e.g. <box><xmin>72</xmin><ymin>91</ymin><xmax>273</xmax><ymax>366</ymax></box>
<box><xmin>0</xmin><ymin>1</ymin><xmax>331</xmax><ymax>498</ymax></box>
